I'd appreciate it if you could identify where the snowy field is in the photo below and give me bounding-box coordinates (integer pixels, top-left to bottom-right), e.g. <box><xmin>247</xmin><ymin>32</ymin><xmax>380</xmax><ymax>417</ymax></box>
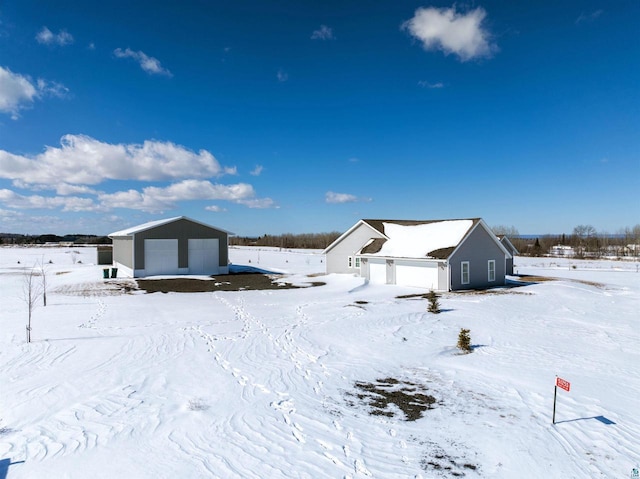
<box><xmin>1</xmin><ymin>245</ymin><xmax>639</xmax><ymax>478</ymax></box>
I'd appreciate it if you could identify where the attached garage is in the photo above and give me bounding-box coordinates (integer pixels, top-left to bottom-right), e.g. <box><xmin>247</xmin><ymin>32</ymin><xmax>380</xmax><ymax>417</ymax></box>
<box><xmin>109</xmin><ymin>216</ymin><xmax>232</xmax><ymax>278</ymax></box>
<box><xmin>395</xmin><ymin>260</ymin><xmax>439</xmax><ymax>289</ymax></box>
<box><xmin>368</xmin><ymin>259</ymin><xmax>387</xmax><ymax>284</ymax></box>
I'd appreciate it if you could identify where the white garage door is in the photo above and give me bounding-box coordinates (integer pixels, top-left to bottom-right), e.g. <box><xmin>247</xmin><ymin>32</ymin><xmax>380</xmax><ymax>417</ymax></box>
<box><xmin>188</xmin><ymin>238</ymin><xmax>220</xmax><ymax>275</ymax></box>
<box><xmin>144</xmin><ymin>239</ymin><xmax>179</xmax><ymax>276</ymax></box>
<box><xmin>396</xmin><ymin>262</ymin><xmax>438</xmax><ymax>289</ymax></box>
<box><xmin>368</xmin><ymin>260</ymin><xmax>387</xmax><ymax>284</ymax></box>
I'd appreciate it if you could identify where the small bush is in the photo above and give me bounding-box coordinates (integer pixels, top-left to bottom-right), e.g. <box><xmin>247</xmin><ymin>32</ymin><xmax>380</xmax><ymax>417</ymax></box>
<box><xmin>457</xmin><ymin>328</ymin><xmax>472</xmax><ymax>353</ymax></box>
<box><xmin>427</xmin><ymin>290</ymin><xmax>441</xmax><ymax>314</ymax></box>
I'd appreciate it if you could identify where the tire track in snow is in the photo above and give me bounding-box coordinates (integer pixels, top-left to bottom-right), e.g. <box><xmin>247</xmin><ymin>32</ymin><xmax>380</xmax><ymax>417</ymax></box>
<box><xmin>2</xmin><ymin>385</ymin><xmax>145</xmax><ymax>463</ymax></box>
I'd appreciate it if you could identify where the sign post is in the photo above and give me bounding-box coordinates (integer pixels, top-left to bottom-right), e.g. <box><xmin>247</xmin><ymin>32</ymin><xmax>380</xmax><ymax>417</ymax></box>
<box><xmin>552</xmin><ymin>376</ymin><xmax>570</xmax><ymax>424</ymax></box>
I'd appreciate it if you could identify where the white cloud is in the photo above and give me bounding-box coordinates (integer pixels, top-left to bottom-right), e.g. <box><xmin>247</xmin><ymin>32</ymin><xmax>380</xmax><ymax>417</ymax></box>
<box><xmin>0</xmin><ymin>208</ymin><xmax>22</xmax><ymax>218</ymax></box>
<box><xmin>0</xmin><ymin>66</ymin><xmax>38</xmax><ymax>119</ymax></box>
<box><xmin>576</xmin><ymin>10</ymin><xmax>603</xmax><ymax>24</ymax></box>
<box><xmin>36</xmin><ymin>26</ymin><xmax>74</xmax><ymax>46</ymax></box>
<box><xmin>98</xmin><ymin>180</ymin><xmax>274</xmax><ymax>213</ymax></box>
<box><xmin>237</xmin><ymin>198</ymin><xmax>277</xmax><ymax>209</ymax></box>
<box><xmin>0</xmin><ymin>134</ymin><xmax>233</xmax><ymax>186</ymax></box>
<box><xmin>36</xmin><ymin>79</ymin><xmax>69</xmax><ymax>98</ymax></box>
<box><xmin>277</xmin><ymin>69</ymin><xmax>288</xmax><ymax>82</ymax></box>
<box><xmin>311</xmin><ymin>25</ymin><xmax>334</xmax><ymax>40</ymax></box>
<box><xmin>0</xmin><ymin>189</ymin><xmax>98</xmax><ymax>212</ymax></box>
<box><xmin>250</xmin><ymin>165</ymin><xmax>264</xmax><ymax>176</ymax></box>
<box><xmin>205</xmin><ymin>205</ymin><xmax>226</xmax><ymax>212</ymax></box>
<box><xmin>418</xmin><ymin>80</ymin><xmax>444</xmax><ymax>89</ymax></box>
<box><xmin>0</xmin><ymin>66</ymin><xmax>67</xmax><ymax>119</ymax></box>
<box><xmin>113</xmin><ymin>48</ymin><xmax>172</xmax><ymax>77</ymax></box>
<box><xmin>402</xmin><ymin>6</ymin><xmax>497</xmax><ymax>62</ymax></box>
<box><xmin>0</xmin><ymin>137</ymin><xmax>275</xmax><ymax>214</ymax></box>
<box><xmin>55</xmin><ymin>183</ymin><xmax>100</xmax><ymax>196</ymax></box>
<box><xmin>325</xmin><ymin>191</ymin><xmax>358</xmax><ymax>204</ymax></box>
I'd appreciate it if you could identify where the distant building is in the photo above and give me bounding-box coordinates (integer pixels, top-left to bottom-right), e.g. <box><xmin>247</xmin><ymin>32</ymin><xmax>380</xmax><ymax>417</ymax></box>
<box><xmin>624</xmin><ymin>244</ymin><xmax>640</xmax><ymax>257</ymax></box>
<box><xmin>549</xmin><ymin>245</ymin><xmax>575</xmax><ymax>257</ymax></box>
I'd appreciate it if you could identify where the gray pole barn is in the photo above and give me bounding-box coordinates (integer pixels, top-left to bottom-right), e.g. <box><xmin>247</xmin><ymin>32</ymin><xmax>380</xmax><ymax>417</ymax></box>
<box><xmin>108</xmin><ymin>216</ymin><xmax>232</xmax><ymax>278</ymax></box>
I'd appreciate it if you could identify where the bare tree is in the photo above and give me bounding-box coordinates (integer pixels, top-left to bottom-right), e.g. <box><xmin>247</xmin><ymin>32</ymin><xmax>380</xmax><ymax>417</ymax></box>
<box><xmin>23</xmin><ymin>265</ymin><xmax>42</xmax><ymax>343</ymax></box>
<box><xmin>491</xmin><ymin>225</ymin><xmax>519</xmax><ymax>237</ymax></box>
<box><xmin>572</xmin><ymin>224</ymin><xmax>597</xmax><ymax>257</ymax></box>
<box><xmin>39</xmin><ymin>259</ymin><xmax>48</xmax><ymax>307</ymax></box>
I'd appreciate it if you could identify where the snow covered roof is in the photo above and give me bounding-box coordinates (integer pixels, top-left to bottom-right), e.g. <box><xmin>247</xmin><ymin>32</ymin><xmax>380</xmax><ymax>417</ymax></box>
<box><xmin>108</xmin><ymin>216</ymin><xmax>234</xmax><ymax>237</ymax></box>
<box><xmin>359</xmin><ymin>219</ymin><xmax>479</xmax><ymax>259</ymax></box>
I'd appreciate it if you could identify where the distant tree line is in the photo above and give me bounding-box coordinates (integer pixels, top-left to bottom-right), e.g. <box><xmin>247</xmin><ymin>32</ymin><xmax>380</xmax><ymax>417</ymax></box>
<box><xmin>492</xmin><ymin>224</ymin><xmax>640</xmax><ymax>258</ymax></box>
<box><xmin>3</xmin><ymin>223</ymin><xmax>639</xmax><ymax>259</ymax></box>
<box><xmin>230</xmin><ymin>232</ymin><xmax>341</xmax><ymax>250</ymax></box>
<box><xmin>0</xmin><ymin>233</ymin><xmax>111</xmax><ymax>245</ymax></box>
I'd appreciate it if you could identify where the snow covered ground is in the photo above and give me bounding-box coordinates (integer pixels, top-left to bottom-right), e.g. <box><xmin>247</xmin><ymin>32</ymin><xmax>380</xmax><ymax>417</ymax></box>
<box><xmin>1</xmin><ymin>245</ymin><xmax>639</xmax><ymax>478</ymax></box>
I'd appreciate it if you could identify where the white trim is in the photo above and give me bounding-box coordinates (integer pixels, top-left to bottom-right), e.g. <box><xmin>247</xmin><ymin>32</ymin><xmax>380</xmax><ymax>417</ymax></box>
<box><xmin>322</xmin><ymin>220</ymin><xmax>388</xmax><ymax>255</ymax></box>
<box><xmin>488</xmin><ymin>259</ymin><xmax>496</xmax><ymax>282</ymax></box>
<box><xmin>461</xmin><ymin>261</ymin><xmax>470</xmax><ymax>285</ymax></box>
<box><xmin>112</xmin><ymin>262</ymin><xmax>133</xmax><ymax>278</ymax></box>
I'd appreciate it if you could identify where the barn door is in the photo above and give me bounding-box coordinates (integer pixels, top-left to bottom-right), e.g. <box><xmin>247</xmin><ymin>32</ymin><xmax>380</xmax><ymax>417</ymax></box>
<box><xmin>188</xmin><ymin>238</ymin><xmax>219</xmax><ymax>275</ymax></box>
<box><xmin>144</xmin><ymin>239</ymin><xmax>178</xmax><ymax>276</ymax></box>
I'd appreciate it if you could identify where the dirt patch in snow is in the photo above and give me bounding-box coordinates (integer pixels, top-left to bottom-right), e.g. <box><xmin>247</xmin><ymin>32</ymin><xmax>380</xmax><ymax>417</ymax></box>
<box><xmin>419</xmin><ymin>443</ymin><xmax>479</xmax><ymax>477</ymax></box>
<box><xmin>137</xmin><ymin>273</ymin><xmax>325</xmax><ymax>293</ymax></box>
<box><xmin>346</xmin><ymin>377</ymin><xmax>437</xmax><ymax>421</ymax></box>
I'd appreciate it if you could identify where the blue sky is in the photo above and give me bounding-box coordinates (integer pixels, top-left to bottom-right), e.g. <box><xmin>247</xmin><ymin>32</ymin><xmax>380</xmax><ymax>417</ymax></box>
<box><xmin>0</xmin><ymin>1</ymin><xmax>638</xmax><ymax>236</ymax></box>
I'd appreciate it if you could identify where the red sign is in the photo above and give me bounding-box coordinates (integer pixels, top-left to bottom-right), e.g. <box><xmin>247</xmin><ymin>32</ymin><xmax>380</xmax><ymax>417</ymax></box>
<box><xmin>556</xmin><ymin>377</ymin><xmax>570</xmax><ymax>392</ymax></box>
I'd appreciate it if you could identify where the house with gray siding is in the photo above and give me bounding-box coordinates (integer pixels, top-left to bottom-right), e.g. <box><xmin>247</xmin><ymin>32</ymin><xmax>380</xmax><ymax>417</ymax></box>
<box><xmin>498</xmin><ymin>235</ymin><xmax>519</xmax><ymax>275</ymax></box>
<box><xmin>108</xmin><ymin>216</ymin><xmax>232</xmax><ymax>278</ymax></box>
<box><xmin>323</xmin><ymin>218</ymin><xmax>511</xmax><ymax>291</ymax></box>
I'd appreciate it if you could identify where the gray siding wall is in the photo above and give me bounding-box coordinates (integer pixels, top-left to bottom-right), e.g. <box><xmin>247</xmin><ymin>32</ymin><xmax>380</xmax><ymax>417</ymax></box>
<box><xmin>449</xmin><ymin>225</ymin><xmax>506</xmax><ymax>291</ymax></box>
<box><xmin>112</xmin><ymin>238</ymin><xmax>133</xmax><ymax>269</ymax></box>
<box><xmin>97</xmin><ymin>245</ymin><xmax>113</xmax><ymax>265</ymax></box>
<box><xmin>326</xmin><ymin>223</ymin><xmax>385</xmax><ymax>274</ymax></box>
<box><xmin>506</xmin><ymin>257</ymin><xmax>514</xmax><ymax>275</ymax></box>
<box><xmin>133</xmin><ymin>218</ymin><xmax>228</xmax><ymax>270</ymax></box>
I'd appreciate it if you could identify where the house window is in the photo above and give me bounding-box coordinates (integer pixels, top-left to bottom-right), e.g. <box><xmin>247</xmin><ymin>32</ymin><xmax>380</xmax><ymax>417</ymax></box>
<box><xmin>488</xmin><ymin>260</ymin><xmax>496</xmax><ymax>282</ymax></box>
<box><xmin>461</xmin><ymin>261</ymin><xmax>470</xmax><ymax>285</ymax></box>
<box><xmin>355</xmin><ymin>257</ymin><xmax>361</xmax><ymax>268</ymax></box>
<box><xmin>348</xmin><ymin>256</ymin><xmax>353</xmax><ymax>268</ymax></box>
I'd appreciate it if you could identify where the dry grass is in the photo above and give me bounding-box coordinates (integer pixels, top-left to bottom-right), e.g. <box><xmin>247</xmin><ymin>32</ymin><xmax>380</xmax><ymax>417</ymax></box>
<box><xmin>347</xmin><ymin>377</ymin><xmax>437</xmax><ymax>422</ymax></box>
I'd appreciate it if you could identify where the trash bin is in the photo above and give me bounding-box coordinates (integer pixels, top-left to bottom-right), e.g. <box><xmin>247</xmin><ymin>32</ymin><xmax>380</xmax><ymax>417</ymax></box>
<box><xmin>103</xmin><ymin>268</ymin><xmax>109</xmax><ymax>279</ymax></box>
<box><xmin>111</xmin><ymin>268</ymin><xmax>118</xmax><ymax>278</ymax></box>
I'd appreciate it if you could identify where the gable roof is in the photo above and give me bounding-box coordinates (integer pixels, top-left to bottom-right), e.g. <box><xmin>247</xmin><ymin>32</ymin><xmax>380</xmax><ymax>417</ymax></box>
<box><xmin>357</xmin><ymin>218</ymin><xmax>480</xmax><ymax>259</ymax></box>
<box><xmin>322</xmin><ymin>219</ymin><xmax>387</xmax><ymax>254</ymax></box>
<box><xmin>498</xmin><ymin>235</ymin><xmax>519</xmax><ymax>255</ymax></box>
<box><xmin>109</xmin><ymin>216</ymin><xmax>233</xmax><ymax>238</ymax></box>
